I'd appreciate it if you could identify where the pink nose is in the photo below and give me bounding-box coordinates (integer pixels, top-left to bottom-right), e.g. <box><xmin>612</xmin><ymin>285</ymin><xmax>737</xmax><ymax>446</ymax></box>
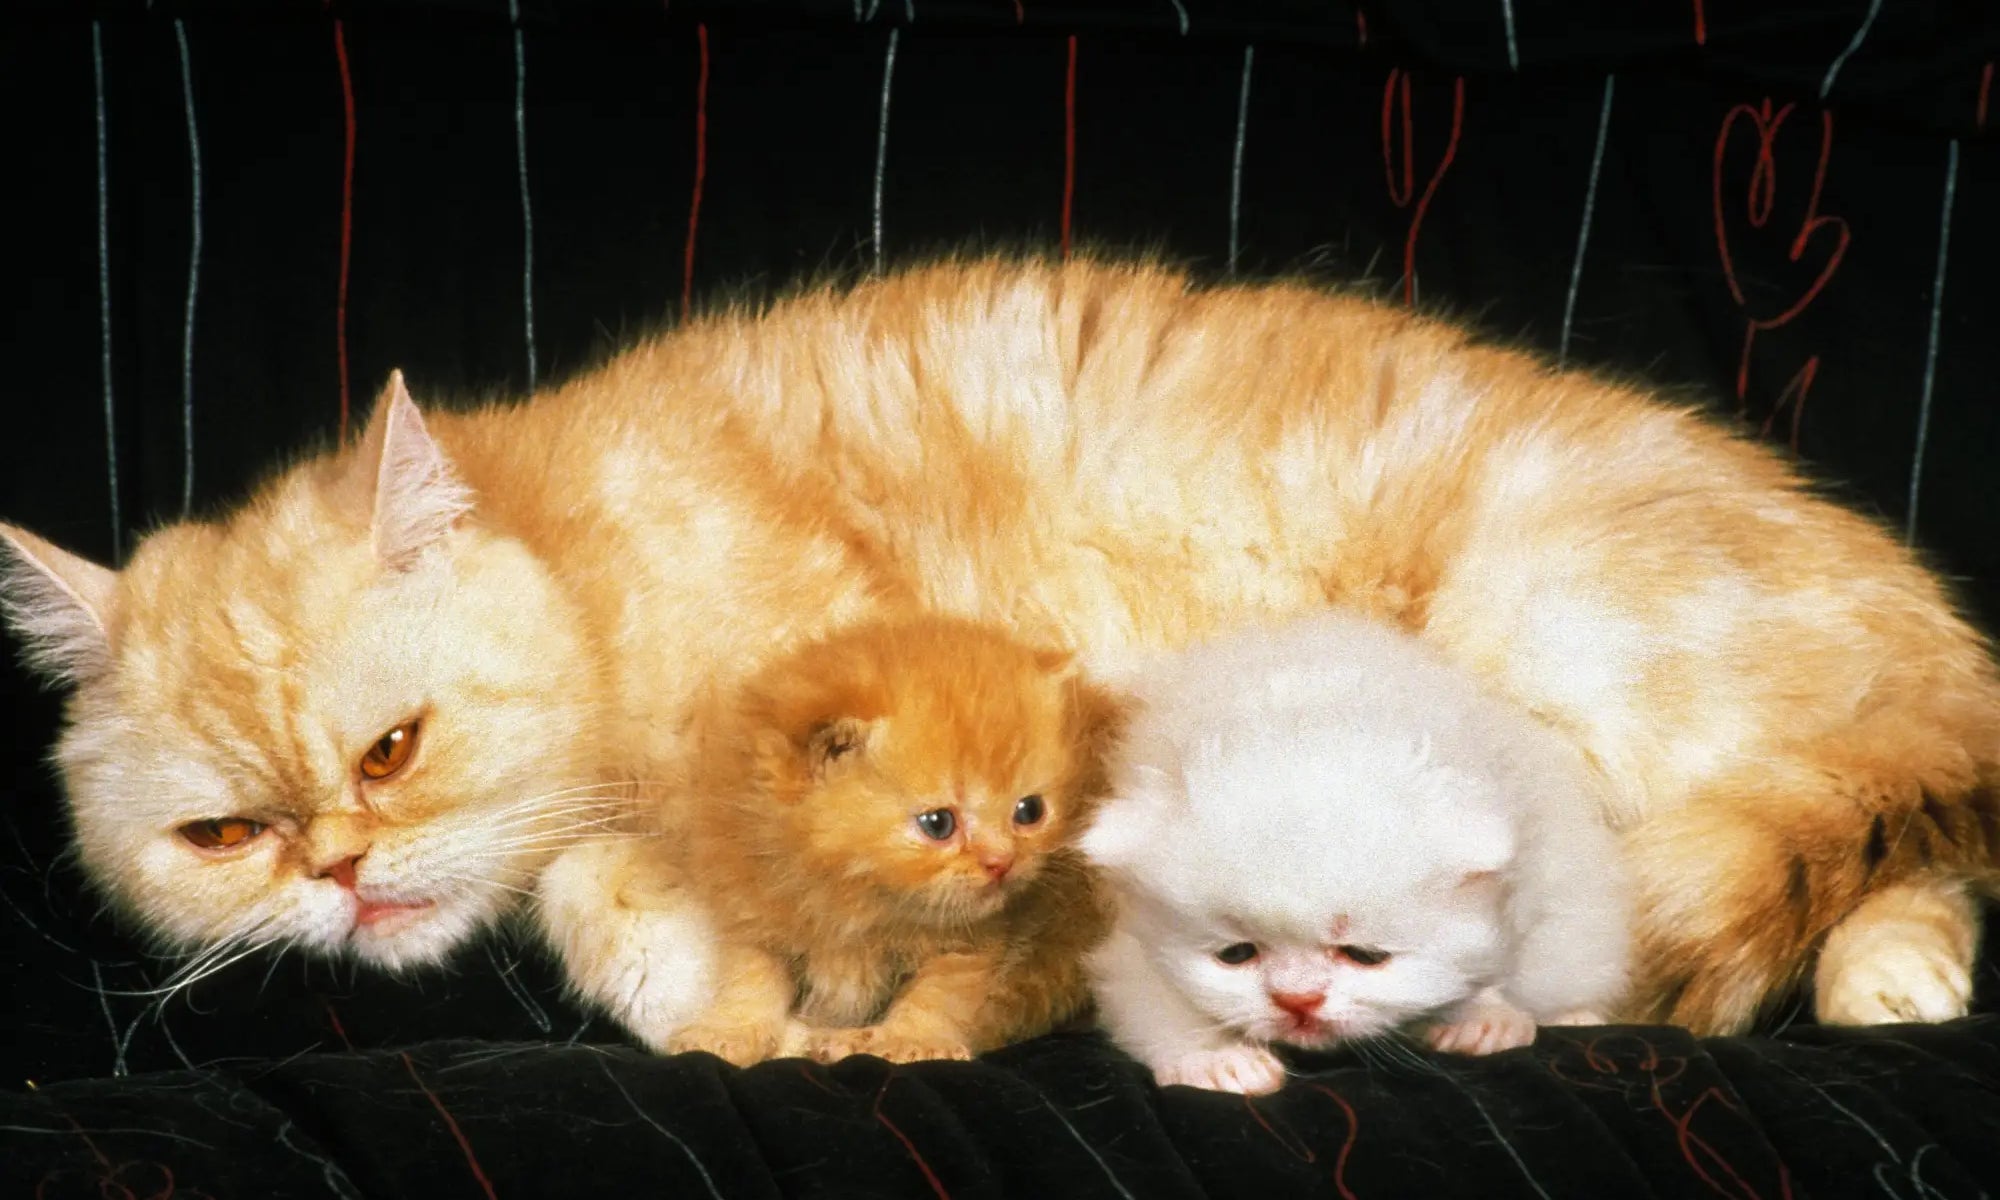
<box><xmin>1270</xmin><ymin>991</ymin><xmax>1325</xmax><ymax>1022</ymax></box>
<box><xmin>317</xmin><ymin>855</ymin><xmax>361</xmax><ymax>891</ymax></box>
<box><xmin>980</xmin><ymin>855</ymin><xmax>1014</xmax><ymax>884</ymax></box>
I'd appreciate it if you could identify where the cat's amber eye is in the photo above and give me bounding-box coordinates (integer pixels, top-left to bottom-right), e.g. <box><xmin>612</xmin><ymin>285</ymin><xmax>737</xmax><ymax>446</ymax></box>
<box><xmin>178</xmin><ymin>818</ymin><xmax>266</xmax><ymax>851</ymax></box>
<box><xmin>360</xmin><ymin>720</ymin><xmax>420</xmax><ymax>780</ymax></box>
<box><xmin>1335</xmin><ymin>945</ymin><xmax>1391</xmax><ymax>967</ymax></box>
<box><xmin>914</xmin><ymin>809</ymin><xmax>957</xmax><ymax>841</ymax></box>
<box><xmin>1215</xmin><ymin>942</ymin><xmax>1259</xmax><ymax>966</ymax></box>
<box><xmin>1012</xmin><ymin>794</ymin><xmax>1046</xmax><ymax>826</ymax></box>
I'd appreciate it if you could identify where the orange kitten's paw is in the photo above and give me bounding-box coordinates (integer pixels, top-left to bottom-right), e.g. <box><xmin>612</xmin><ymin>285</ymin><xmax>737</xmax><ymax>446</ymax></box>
<box><xmin>1152</xmin><ymin>1045</ymin><xmax>1287</xmax><ymax>1095</ymax></box>
<box><xmin>1424</xmin><ymin>995</ymin><xmax>1538</xmax><ymax>1056</ymax></box>
<box><xmin>665</xmin><ymin>1021</ymin><xmax>787</xmax><ymax>1068</ymax></box>
<box><xmin>807</xmin><ymin>1026</ymin><xmax>974</xmax><ymax>1065</ymax></box>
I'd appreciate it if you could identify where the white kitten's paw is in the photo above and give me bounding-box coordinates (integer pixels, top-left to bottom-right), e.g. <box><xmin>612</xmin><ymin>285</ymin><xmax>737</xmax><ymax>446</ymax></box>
<box><xmin>1425</xmin><ymin>995</ymin><xmax>1538</xmax><ymax>1056</ymax></box>
<box><xmin>1815</xmin><ymin>923</ymin><xmax>1972</xmax><ymax>1026</ymax></box>
<box><xmin>1152</xmin><ymin>1045</ymin><xmax>1287</xmax><ymax>1095</ymax></box>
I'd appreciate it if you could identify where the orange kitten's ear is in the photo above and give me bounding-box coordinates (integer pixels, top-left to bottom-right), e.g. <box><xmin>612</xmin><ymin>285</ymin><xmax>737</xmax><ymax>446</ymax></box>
<box><xmin>806</xmin><ymin>717</ymin><xmax>873</xmax><ymax>780</ymax></box>
<box><xmin>341</xmin><ymin>370</ymin><xmax>473</xmax><ymax>571</ymax></box>
<box><xmin>1033</xmin><ymin>646</ymin><xmax>1078</xmax><ymax>678</ymax></box>
<box><xmin>0</xmin><ymin>523</ymin><xmax>119</xmax><ymax>688</ymax></box>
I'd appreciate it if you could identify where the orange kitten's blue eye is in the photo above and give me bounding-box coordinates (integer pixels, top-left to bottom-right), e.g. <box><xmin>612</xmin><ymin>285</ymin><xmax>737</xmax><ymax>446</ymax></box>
<box><xmin>1336</xmin><ymin>945</ymin><xmax>1391</xmax><ymax>966</ymax></box>
<box><xmin>1215</xmin><ymin>942</ymin><xmax>1259</xmax><ymax>965</ymax></box>
<box><xmin>915</xmin><ymin>809</ymin><xmax>956</xmax><ymax>841</ymax></box>
<box><xmin>1012</xmin><ymin>794</ymin><xmax>1045</xmax><ymax>826</ymax></box>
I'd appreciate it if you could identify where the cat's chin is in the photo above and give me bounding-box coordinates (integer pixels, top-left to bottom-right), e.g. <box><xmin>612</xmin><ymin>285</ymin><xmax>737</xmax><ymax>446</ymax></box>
<box><xmin>309</xmin><ymin>891</ymin><xmax>492</xmax><ymax>973</ymax></box>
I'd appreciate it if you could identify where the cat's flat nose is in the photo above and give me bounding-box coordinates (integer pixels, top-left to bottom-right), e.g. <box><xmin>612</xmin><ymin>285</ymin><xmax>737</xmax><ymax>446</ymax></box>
<box><xmin>1269</xmin><ymin>990</ymin><xmax>1325</xmax><ymax>1021</ymax></box>
<box><xmin>979</xmin><ymin>853</ymin><xmax>1014</xmax><ymax>883</ymax></box>
<box><xmin>315</xmin><ymin>854</ymin><xmax>363</xmax><ymax>891</ymax></box>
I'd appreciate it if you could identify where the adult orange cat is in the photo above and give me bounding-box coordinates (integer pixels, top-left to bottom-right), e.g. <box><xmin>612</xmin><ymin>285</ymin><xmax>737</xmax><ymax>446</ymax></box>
<box><xmin>2</xmin><ymin>256</ymin><xmax>1994</xmax><ymax>1051</ymax></box>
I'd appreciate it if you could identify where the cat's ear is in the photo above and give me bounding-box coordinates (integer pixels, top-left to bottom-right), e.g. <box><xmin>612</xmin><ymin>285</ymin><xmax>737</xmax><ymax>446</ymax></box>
<box><xmin>1453</xmin><ymin>868</ymin><xmax>1506</xmax><ymax>904</ymax></box>
<box><xmin>806</xmin><ymin>717</ymin><xmax>873</xmax><ymax>781</ymax></box>
<box><xmin>1076</xmin><ymin>788</ymin><xmax>1161</xmax><ymax>870</ymax></box>
<box><xmin>1034</xmin><ymin>646</ymin><xmax>1078</xmax><ymax>678</ymax></box>
<box><xmin>342</xmin><ymin>370</ymin><xmax>473</xmax><ymax>571</ymax></box>
<box><xmin>0</xmin><ymin>523</ymin><xmax>120</xmax><ymax>688</ymax></box>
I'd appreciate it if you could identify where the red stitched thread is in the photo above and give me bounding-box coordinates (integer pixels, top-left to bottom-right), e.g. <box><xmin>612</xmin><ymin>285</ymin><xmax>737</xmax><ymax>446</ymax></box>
<box><xmin>402</xmin><ymin>1051</ymin><xmax>499</xmax><ymax>1200</ymax></box>
<box><xmin>681</xmin><ymin>23</ymin><xmax>710</xmax><ymax>323</ymax></box>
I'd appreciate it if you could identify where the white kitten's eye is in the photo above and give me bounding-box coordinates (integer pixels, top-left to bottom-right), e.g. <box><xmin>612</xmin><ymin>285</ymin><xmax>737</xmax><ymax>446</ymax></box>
<box><xmin>178</xmin><ymin>818</ymin><xmax>266</xmax><ymax>851</ymax></box>
<box><xmin>1012</xmin><ymin>794</ymin><xmax>1045</xmax><ymax>826</ymax></box>
<box><xmin>914</xmin><ymin>809</ymin><xmax>956</xmax><ymax>841</ymax></box>
<box><xmin>1215</xmin><ymin>942</ymin><xmax>1259</xmax><ymax>965</ymax></box>
<box><xmin>1334</xmin><ymin>945</ymin><xmax>1391</xmax><ymax>967</ymax></box>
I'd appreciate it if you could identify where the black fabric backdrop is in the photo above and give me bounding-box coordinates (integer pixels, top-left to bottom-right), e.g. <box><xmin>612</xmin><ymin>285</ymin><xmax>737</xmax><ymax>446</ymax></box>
<box><xmin>3</xmin><ymin>1</ymin><xmax>1999</xmax><ymax>1195</ymax></box>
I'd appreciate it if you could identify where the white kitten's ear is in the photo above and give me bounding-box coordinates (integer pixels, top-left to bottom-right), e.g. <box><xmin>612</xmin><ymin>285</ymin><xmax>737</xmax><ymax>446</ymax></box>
<box><xmin>1076</xmin><ymin>793</ymin><xmax>1160</xmax><ymax>870</ymax></box>
<box><xmin>0</xmin><ymin>523</ymin><xmax>120</xmax><ymax>688</ymax></box>
<box><xmin>1454</xmin><ymin>868</ymin><xmax>1506</xmax><ymax>904</ymax></box>
<box><xmin>806</xmin><ymin>717</ymin><xmax>873</xmax><ymax>781</ymax></box>
<box><xmin>343</xmin><ymin>370</ymin><xmax>473</xmax><ymax>571</ymax></box>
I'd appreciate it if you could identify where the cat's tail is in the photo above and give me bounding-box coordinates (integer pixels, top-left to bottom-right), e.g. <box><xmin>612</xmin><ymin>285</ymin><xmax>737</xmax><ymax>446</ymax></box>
<box><xmin>1617</xmin><ymin>732</ymin><xmax>2000</xmax><ymax>1036</ymax></box>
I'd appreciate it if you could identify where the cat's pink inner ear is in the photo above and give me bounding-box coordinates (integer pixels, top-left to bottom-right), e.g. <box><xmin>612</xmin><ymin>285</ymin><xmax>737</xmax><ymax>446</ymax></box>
<box><xmin>0</xmin><ymin>522</ymin><xmax>120</xmax><ymax>687</ymax></box>
<box><xmin>1456</xmin><ymin>868</ymin><xmax>1504</xmax><ymax>899</ymax></box>
<box><xmin>806</xmin><ymin>717</ymin><xmax>870</xmax><ymax>780</ymax></box>
<box><xmin>345</xmin><ymin>370</ymin><xmax>473</xmax><ymax>571</ymax></box>
<box><xmin>1032</xmin><ymin>646</ymin><xmax>1078</xmax><ymax>678</ymax></box>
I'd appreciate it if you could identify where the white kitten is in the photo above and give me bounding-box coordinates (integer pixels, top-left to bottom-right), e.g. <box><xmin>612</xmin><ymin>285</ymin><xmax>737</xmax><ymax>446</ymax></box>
<box><xmin>1080</xmin><ymin>611</ymin><xmax>1630</xmax><ymax>1095</ymax></box>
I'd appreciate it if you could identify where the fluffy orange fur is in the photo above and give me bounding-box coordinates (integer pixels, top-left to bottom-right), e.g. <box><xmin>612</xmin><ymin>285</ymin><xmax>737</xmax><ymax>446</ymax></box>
<box><xmin>3</xmin><ymin>255</ymin><xmax>1996</xmax><ymax>1049</ymax></box>
<box><xmin>662</xmin><ymin>615</ymin><xmax>1117</xmax><ymax>1065</ymax></box>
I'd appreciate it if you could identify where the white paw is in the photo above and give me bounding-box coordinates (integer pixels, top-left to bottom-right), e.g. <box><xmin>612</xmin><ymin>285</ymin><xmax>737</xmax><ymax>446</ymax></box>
<box><xmin>1425</xmin><ymin>996</ymin><xmax>1538</xmax><ymax>1056</ymax></box>
<box><xmin>1153</xmin><ymin>1044</ymin><xmax>1287</xmax><ymax>1095</ymax></box>
<box><xmin>1815</xmin><ymin>926</ymin><xmax>1972</xmax><ymax>1026</ymax></box>
<box><xmin>1543</xmin><ymin>1009</ymin><xmax>1607</xmax><ymax>1028</ymax></box>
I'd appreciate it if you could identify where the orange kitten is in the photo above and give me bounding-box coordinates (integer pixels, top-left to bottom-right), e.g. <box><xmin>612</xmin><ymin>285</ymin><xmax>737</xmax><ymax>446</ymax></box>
<box><xmin>663</xmin><ymin>615</ymin><xmax>1117</xmax><ymax>1065</ymax></box>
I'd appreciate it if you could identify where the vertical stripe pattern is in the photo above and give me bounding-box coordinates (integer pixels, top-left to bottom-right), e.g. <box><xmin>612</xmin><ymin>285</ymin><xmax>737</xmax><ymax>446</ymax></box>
<box><xmin>174</xmin><ymin>19</ymin><xmax>202</xmax><ymax>516</ymax></box>
<box><xmin>872</xmin><ymin>27</ymin><xmax>901</xmax><ymax>274</ymax></box>
<box><xmin>1905</xmin><ymin>139</ymin><xmax>1959</xmax><ymax>545</ymax></box>
<box><xmin>1228</xmin><ymin>45</ymin><xmax>1253</xmax><ymax>275</ymax></box>
<box><xmin>1560</xmin><ymin>74</ymin><xmax>1615</xmax><ymax>366</ymax></box>
<box><xmin>92</xmin><ymin>20</ymin><xmax>120</xmax><ymax>561</ymax></box>
<box><xmin>510</xmin><ymin>0</ymin><xmax>539</xmax><ymax>391</ymax></box>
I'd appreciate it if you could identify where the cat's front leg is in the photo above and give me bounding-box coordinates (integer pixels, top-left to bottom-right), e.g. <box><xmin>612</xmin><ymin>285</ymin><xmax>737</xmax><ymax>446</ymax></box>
<box><xmin>1088</xmin><ymin>925</ymin><xmax>1287</xmax><ymax>1095</ymax></box>
<box><xmin>536</xmin><ymin>835</ymin><xmax>719</xmax><ymax>1053</ymax></box>
<box><xmin>665</xmin><ymin>941</ymin><xmax>800</xmax><ymax>1067</ymax></box>
<box><xmin>805</xmin><ymin>951</ymin><xmax>984</xmax><ymax>1064</ymax></box>
<box><xmin>1422</xmin><ymin>987</ymin><xmax>1538</xmax><ymax>1055</ymax></box>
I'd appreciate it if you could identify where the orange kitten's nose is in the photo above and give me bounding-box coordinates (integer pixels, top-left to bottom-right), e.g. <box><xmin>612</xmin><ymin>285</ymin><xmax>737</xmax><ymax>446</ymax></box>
<box><xmin>1269</xmin><ymin>990</ymin><xmax>1325</xmax><ymax>1022</ymax></box>
<box><xmin>316</xmin><ymin>854</ymin><xmax>362</xmax><ymax>891</ymax></box>
<box><xmin>979</xmin><ymin>852</ymin><xmax>1014</xmax><ymax>884</ymax></box>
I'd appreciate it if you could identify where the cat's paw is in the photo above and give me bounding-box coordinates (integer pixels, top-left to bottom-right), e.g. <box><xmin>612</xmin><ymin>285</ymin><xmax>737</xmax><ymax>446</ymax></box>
<box><xmin>1152</xmin><ymin>1045</ymin><xmax>1287</xmax><ymax>1095</ymax></box>
<box><xmin>806</xmin><ymin>1026</ymin><xmax>974</xmax><ymax>1065</ymax></box>
<box><xmin>665</xmin><ymin>1020</ymin><xmax>788</xmax><ymax>1067</ymax></box>
<box><xmin>1815</xmin><ymin>880</ymin><xmax>1976</xmax><ymax>1027</ymax></box>
<box><xmin>1815</xmin><ymin>923</ymin><xmax>1972</xmax><ymax>1025</ymax></box>
<box><xmin>1543</xmin><ymin>1009</ymin><xmax>1607</xmax><ymax>1028</ymax></box>
<box><xmin>1424</xmin><ymin>996</ymin><xmax>1538</xmax><ymax>1056</ymax></box>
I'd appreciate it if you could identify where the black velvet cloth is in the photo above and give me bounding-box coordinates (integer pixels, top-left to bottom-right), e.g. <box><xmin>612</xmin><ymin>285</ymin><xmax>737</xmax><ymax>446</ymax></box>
<box><xmin>3</xmin><ymin>1</ymin><xmax>1999</xmax><ymax>1194</ymax></box>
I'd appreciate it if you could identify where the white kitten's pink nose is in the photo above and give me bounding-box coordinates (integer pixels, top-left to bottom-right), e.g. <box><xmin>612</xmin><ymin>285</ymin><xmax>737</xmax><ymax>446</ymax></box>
<box><xmin>1269</xmin><ymin>990</ymin><xmax>1325</xmax><ymax>1022</ymax></box>
<box><xmin>315</xmin><ymin>854</ymin><xmax>362</xmax><ymax>891</ymax></box>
